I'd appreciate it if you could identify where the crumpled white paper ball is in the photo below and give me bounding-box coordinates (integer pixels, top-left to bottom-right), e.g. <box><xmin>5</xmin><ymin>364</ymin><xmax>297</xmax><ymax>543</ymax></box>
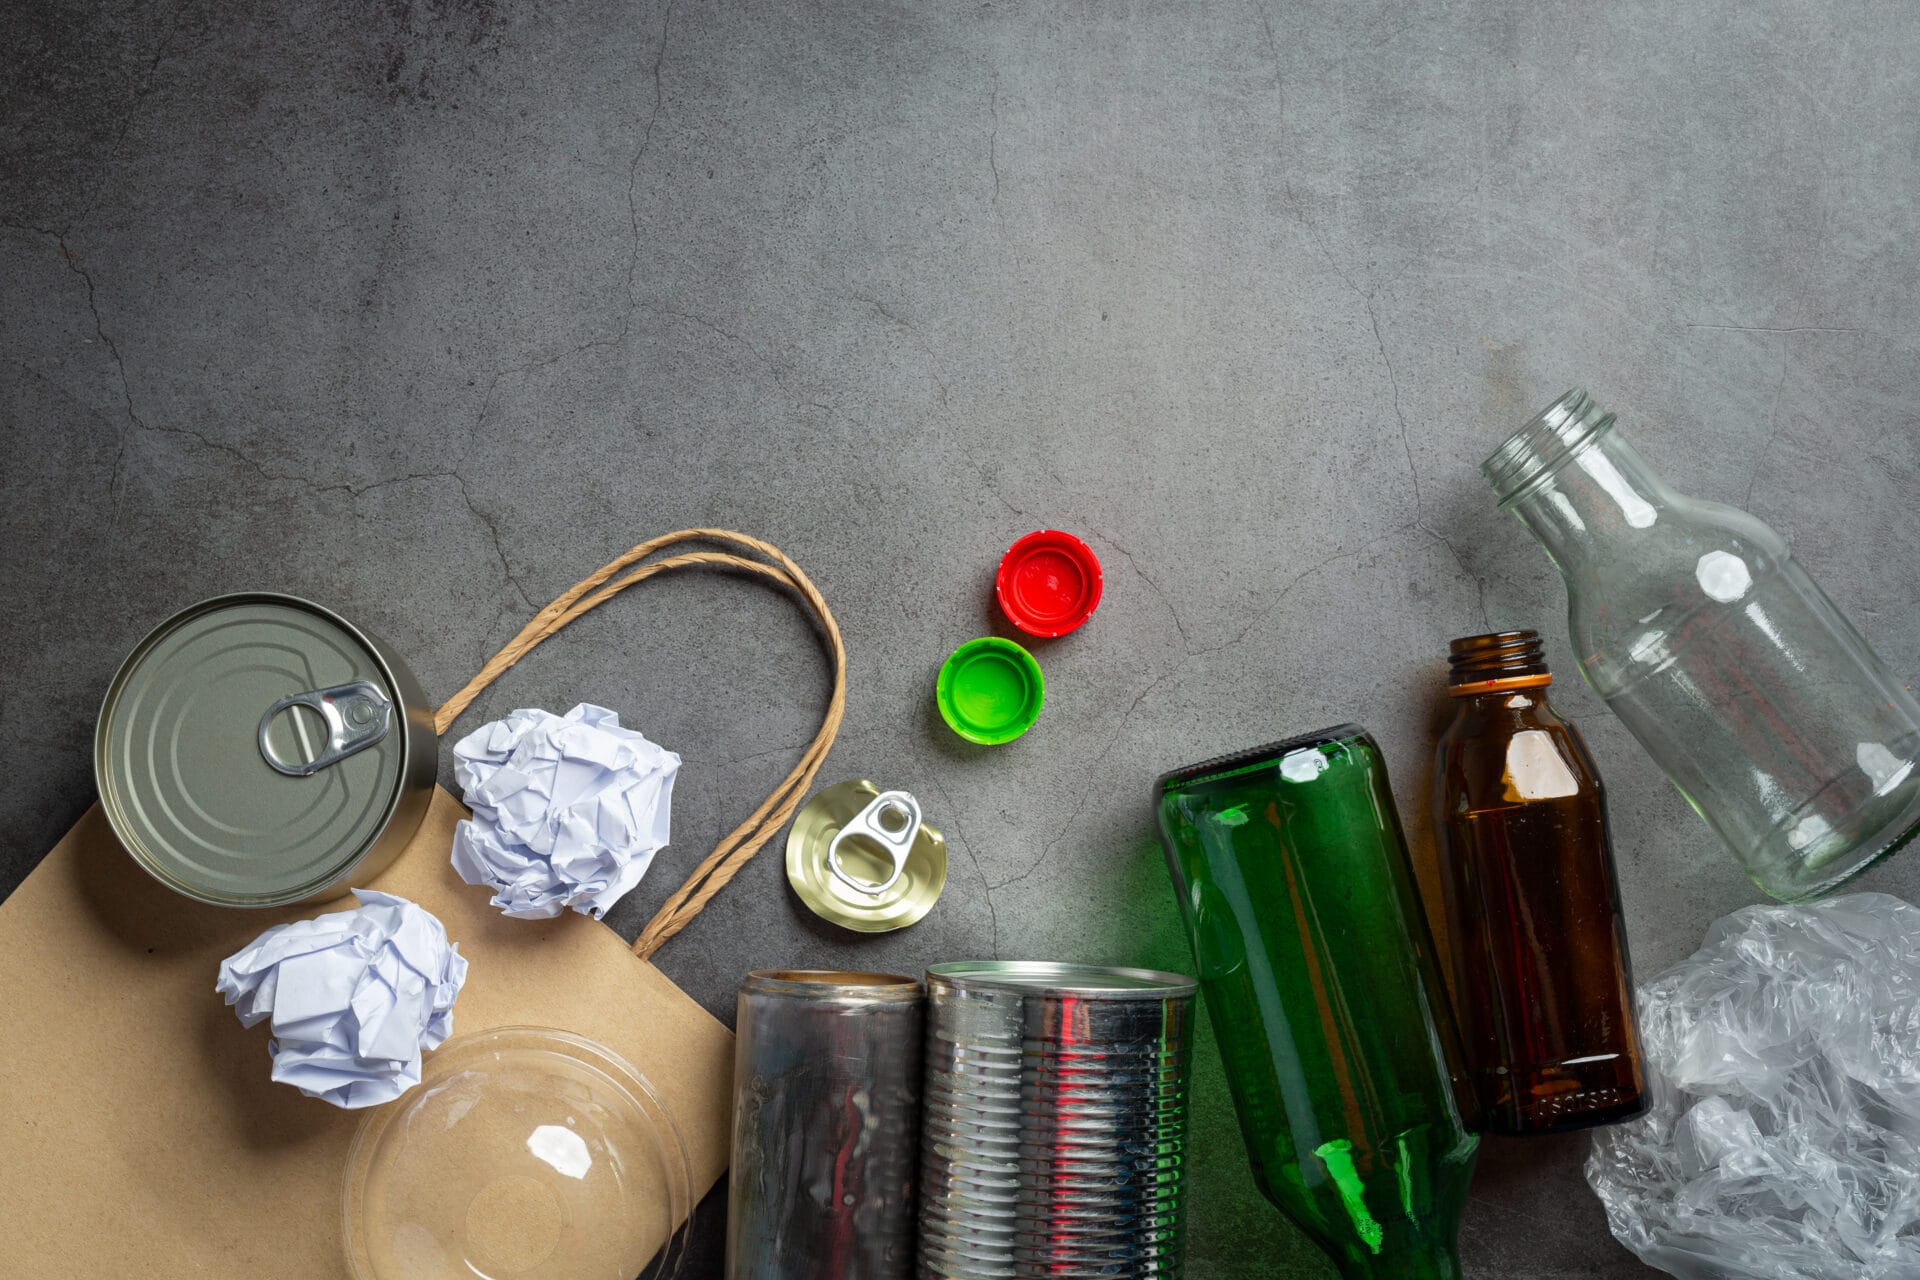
<box><xmin>450</xmin><ymin>702</ymin><xmax>681</xmax><ymax>920</ymax></box>
<box><xmin>215</xmin><ymin>889</ymin><xmax>467</xmax><ymax>1110</ymax></box>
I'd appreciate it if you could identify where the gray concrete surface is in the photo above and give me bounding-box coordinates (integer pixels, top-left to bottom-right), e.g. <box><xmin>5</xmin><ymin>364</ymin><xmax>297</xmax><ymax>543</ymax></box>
<box><xmin>7</xmin><ymin>1</ymin><xmax>1920</xmax><ymax>1276</ymax></box>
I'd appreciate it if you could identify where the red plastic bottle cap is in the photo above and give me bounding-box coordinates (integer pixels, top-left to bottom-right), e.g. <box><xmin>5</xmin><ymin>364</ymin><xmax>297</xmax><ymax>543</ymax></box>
<box><xmin>995</xmin><ymin>530</ymin><xmax>1104</xmax><ymax>638</ymax></box>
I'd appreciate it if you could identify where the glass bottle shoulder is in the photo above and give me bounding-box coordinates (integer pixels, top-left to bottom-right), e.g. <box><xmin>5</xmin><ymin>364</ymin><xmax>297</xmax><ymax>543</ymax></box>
<box><xmin>1564</xmin><ymin>495</ymin><xmax>1799</xmax><ymax>696</ymax></box>
<box><xmin>1436</xmin><ymin>694</ymin><xmax>1600</xmax><ymax>811</ymax></box>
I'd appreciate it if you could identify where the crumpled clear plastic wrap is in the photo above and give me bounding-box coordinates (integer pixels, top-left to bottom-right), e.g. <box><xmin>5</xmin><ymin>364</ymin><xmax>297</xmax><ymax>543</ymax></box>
<box><xmin>215</xmin><ymin>889</ymin><xmax>467</xmax><ymax>1109</ymax></box>
<box><xmin>1587</xmin><ymin>892</ymin><xmax>1920</xmax><ymax>1279</ymax></box>
<box><xmin>450</xmin><ymin>702</ymin><xmax>680</xmax><ymax>920</ymax></box>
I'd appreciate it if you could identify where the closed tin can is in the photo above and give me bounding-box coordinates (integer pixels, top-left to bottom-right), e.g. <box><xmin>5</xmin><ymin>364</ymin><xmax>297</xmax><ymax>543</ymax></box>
<box><xmin>920</xmin><ymin>962</ymin><xmax>1197</xmax><ymax>1280</ymax></box>
<box><xmin>728</xmin><ymin>970</ymin><xmax>925</xmax><ymax>1280</ymax></box>
<box><xmin>95</xmin><ymin>593</ymin><xmax>437</xmax><ymax>906</ymax></box>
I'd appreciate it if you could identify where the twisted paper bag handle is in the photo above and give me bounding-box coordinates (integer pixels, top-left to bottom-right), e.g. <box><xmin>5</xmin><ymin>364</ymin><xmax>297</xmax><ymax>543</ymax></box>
<box><xmin>433</xmin><ymin>529</ymin><xmax>847</xmax><ymax>960</ymax></box>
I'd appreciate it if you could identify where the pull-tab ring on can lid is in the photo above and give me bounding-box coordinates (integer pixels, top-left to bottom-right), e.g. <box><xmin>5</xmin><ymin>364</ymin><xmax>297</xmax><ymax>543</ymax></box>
<box><xmin>95</xmin><ymin>593</ymin><xmax>437</xmax><ymax>907</ymax></box>
<box><xmin>787</xmin><ymin>780</ymin><xmax>947</xmax><ymax>932</ymax></box>
<box><xmin>826</xmin><ymin>789</ymin><xmax>922</xmax><ymax>897</ymax></box>
<box><xmin>257</xmin><ymin>680</ymin><xmax>394</xmax><ymax>776</ymax></box>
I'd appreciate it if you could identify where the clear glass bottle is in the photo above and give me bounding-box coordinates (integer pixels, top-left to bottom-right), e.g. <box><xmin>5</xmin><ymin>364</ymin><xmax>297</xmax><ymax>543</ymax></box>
<box><xmin>1432</xmin><ymin>630</ymin><xmax>1646</xmax><ymax>1134</ymax></box>
<box><xmin>1484</xmin><ymin>389</ymin><xmax>1920</xmax><ymax>900</ymax></box>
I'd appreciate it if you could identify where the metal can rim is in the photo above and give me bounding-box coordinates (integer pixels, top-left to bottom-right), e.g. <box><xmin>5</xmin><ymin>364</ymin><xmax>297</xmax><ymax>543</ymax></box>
<box><xmin>927</xmin><ymin>961</ymin><xmax>1197</xmax><ymax>1000</ymax></box>
<box><xmin>740</xmin><ymin>969</ymin><xmax>924</xmax><ymax>1003</ymax></box>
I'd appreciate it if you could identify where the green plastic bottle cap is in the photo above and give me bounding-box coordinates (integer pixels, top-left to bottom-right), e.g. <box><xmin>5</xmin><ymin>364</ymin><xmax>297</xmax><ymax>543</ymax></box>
<box><xmin>936</xmin><ymin>637</ymin><xmax>1044</xmax><ymax>745</ymax></box>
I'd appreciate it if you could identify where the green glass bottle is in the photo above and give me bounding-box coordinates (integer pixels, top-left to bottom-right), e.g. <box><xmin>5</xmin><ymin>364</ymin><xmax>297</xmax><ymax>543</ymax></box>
<box><xmin>1155</xmin><ymin>725</ymin><xmax>1479</xmax><ymax>1280</ymax></box>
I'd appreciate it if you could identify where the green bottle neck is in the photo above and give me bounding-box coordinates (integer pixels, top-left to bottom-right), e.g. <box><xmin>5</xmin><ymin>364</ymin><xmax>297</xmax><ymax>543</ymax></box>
<box><xmin>1332</xmin><ymin>1241</ymin><xmax>1463</xmax><ymax>1280</ymax></box>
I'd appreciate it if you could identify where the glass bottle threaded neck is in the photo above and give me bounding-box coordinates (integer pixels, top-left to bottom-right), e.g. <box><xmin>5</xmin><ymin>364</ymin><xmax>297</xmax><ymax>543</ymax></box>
<box><xmin>1481</xmin><ymin>388</ymin><xmax>1616</xmax><ymax>507</ymax></box>
<box><xmin>1447</xmin><ymin>629</ymin><xmax>1550</xmax><ymax>695</ymax></box>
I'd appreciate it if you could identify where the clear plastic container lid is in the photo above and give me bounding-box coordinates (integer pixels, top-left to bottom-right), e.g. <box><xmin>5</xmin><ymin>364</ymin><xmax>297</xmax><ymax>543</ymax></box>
<box><xmin>343</xmin><ymin>1026</ymin><xmax>691</xmax><ymax>1280</ymax></box>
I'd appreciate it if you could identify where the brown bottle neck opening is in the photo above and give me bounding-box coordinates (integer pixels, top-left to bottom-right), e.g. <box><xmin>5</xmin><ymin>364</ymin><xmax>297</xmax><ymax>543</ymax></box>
<box><xmin>1447</xmin><ymin>630</ymin><xmax>1551</xmax><ymax>697</ymax></box>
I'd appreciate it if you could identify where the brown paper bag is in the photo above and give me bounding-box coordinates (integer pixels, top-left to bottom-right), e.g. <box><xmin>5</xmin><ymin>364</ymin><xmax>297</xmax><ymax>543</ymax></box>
<box><xmin>2</xmin><ymin>531</ymin><xmax>851</xmax><ymax>1277</ymax></box>
<box><xmin>0</xmin><ymin>786</ymin><xmax>732</xmax><ymax>1279</ymax></box>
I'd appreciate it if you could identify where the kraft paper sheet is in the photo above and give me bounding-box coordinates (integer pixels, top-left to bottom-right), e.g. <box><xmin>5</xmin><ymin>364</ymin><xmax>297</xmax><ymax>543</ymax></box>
<box><xmin>0</xmin><ymin>785</ymin><xmax>733</xmax><ymax>1279</ymax></box>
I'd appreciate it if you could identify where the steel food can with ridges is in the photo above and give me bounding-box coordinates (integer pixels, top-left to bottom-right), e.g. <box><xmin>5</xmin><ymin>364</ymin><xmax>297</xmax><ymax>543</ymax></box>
<box><xmin>919</xmin><ymin>961</ymin><xmax>1197</xmax><ymax>1279</ymax></box>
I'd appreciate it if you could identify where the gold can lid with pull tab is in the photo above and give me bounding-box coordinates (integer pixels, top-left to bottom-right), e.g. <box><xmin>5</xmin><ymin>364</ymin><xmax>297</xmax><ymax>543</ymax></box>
<box><xmin>785</xmin><ymin>780</ymin><xmax>947</xmax><ymax>932</ymax></box>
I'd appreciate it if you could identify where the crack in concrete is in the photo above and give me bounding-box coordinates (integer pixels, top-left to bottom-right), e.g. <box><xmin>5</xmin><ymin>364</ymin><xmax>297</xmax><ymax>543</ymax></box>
<box><xmin>1289</xmin><ymin>180</ymin><xmax>1496</xmax><ymax>619</ymax></box>
<box><xmin>627</xmin><ymin>0</ymin><xmax>676</xmax><ymax>314</ymax></box>
<box><xmin>1421</xmin><ymin>525</ymin><xmax>1493</xmax><ymax>630</ymax></box>
<box><xmin>1256</xmin><ymin>1</ymin><xmax>1283</xmax><ymax>101</ymax></box>
<box><xmin>124</xmin><ymin>423</ymin><xmax>534</xmax><ymax>615</ymax></box>
<box><xmin>987</xmin><ymin>67</ymin><xmax>1004</xmax><ymax>211</ymax></box>
<box><xmin>924</xmin><ymin>771</ymin><xmax>999</xmax><ymax>958</ymax></box>
<box><xmin>80</xmin><ymin>374</ymin><xmax>537</xmax><ymax>610</ymax></box>
<box><xmin>55</xmin><ymin>236</ymin><xmax>145</xmax><ymax>500</ymax></box>
<box><xmin>75</xmin><ymin>2</ymin><xmax>189</xmax><ymax>230</ymax></box>
<box><xmin>1746</xmin><ymin>359</ymin><xmax>1792</xmax><ymax>510</ymax></box>
<box><xmin>1685</xmin><ymin>323</ymin><xmax>1863</xmax><ymax>336</ymax></box>
<box><xmin>468</xmin><ymin>0</ymin><xmax>676</xmax><ymax>441</ymax></box>
<box><xmin>1282</xmin><ymin>188</ymin><xmax>1491</xmax><ymax>636</ymax></box>
<box><xmin>1367</xmin><ymin>298</ymin><xmax>1422</xmax><ymax>517</ymax></box>
<box><xmin>983</xmin><ymin>479</ymin><xmax>1028</xmax><ymax>519</ymax></box>
<box><xmin>1282</xmin><ymin>181</ymin><xmax>1361</xmax><ymax>298</ymax></box>
<box><xmin>988</xmin><ymin>667</ymin><xmax>1171</xmax><ymax>894</ymax></box>
<box><xmin>1365</xmin><ymin>287</ymin><xmax>1492</xmax><ymax>629</ymax></box>
<box><xmin>855</xmin><ymin>293</ymin><xmax>950</xmax><ymax>406</ymax></box>
<box><xmin>143</xmin><ymin>422</ymin><xmax>289</xmax><ymax>483</ymax></box>
<box><xmin>686</xmin><ymin>737</ymin><xmax>831</xmax><ymax>771</ymax></box>
<box><xmin>641</xmin><ymin>302</ymin><xmax>871</xmax><ymax>432</ymax></box>
<box><xmin>182</xmin><ymin>439</ymin><xmax>536</xmax><ymax>610</ymax></box>
<box><xmin>1083</xmin><ymin>525</ymin><xmax>1193</xmax><ymax>652</ymax></box>
<box><xmin>448</xmin><ymin>471</ymin><xmax>538</xmax><ymax>611</ymax></box>
<box><xmin>13</xmin><ymin>5</ymin><xmax>701</xmax><ymax>628</ymax></box>
<box><xmin>1191</xmin><ymin>523</ymin><xmax>1410</xmax><ymax>658</ymax></box>
<box><xmin>470</xmin><ymin>332</ymin><xmax>628</xmax><ymax>437</ymax></box>
<box><xmin>647</xmin><ymin>303</ymin><xmax>773</xmax><ymax>367</ymax></box>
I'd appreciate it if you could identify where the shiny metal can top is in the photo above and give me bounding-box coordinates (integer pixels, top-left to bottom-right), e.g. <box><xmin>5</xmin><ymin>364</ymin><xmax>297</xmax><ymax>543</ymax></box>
<box><xmin>739</xmin><ymin>969</ymin><xmax>925</xmax><ymax>1003</ymax></box>
<box><xmin>94</xmin><ymin>592</ymin><xmax>435</xmax><ymax>907</ymax></box>
<box><xmin>785</xmin><ymin>781</ymin><xmax>948</xmax><ymax>933</ymax></box>
<box><xmin>927</xmin><ymin>961</ymin><xmax>1197</xmax><ymax>1000</ymax></box>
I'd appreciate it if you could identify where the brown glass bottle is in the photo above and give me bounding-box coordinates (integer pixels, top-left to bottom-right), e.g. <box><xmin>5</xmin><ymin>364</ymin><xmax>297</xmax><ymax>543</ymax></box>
<box><xmin>1431</xmin><ymin>630</ymin><xmax>1646</xmax><ymax>1134</ymax></box>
